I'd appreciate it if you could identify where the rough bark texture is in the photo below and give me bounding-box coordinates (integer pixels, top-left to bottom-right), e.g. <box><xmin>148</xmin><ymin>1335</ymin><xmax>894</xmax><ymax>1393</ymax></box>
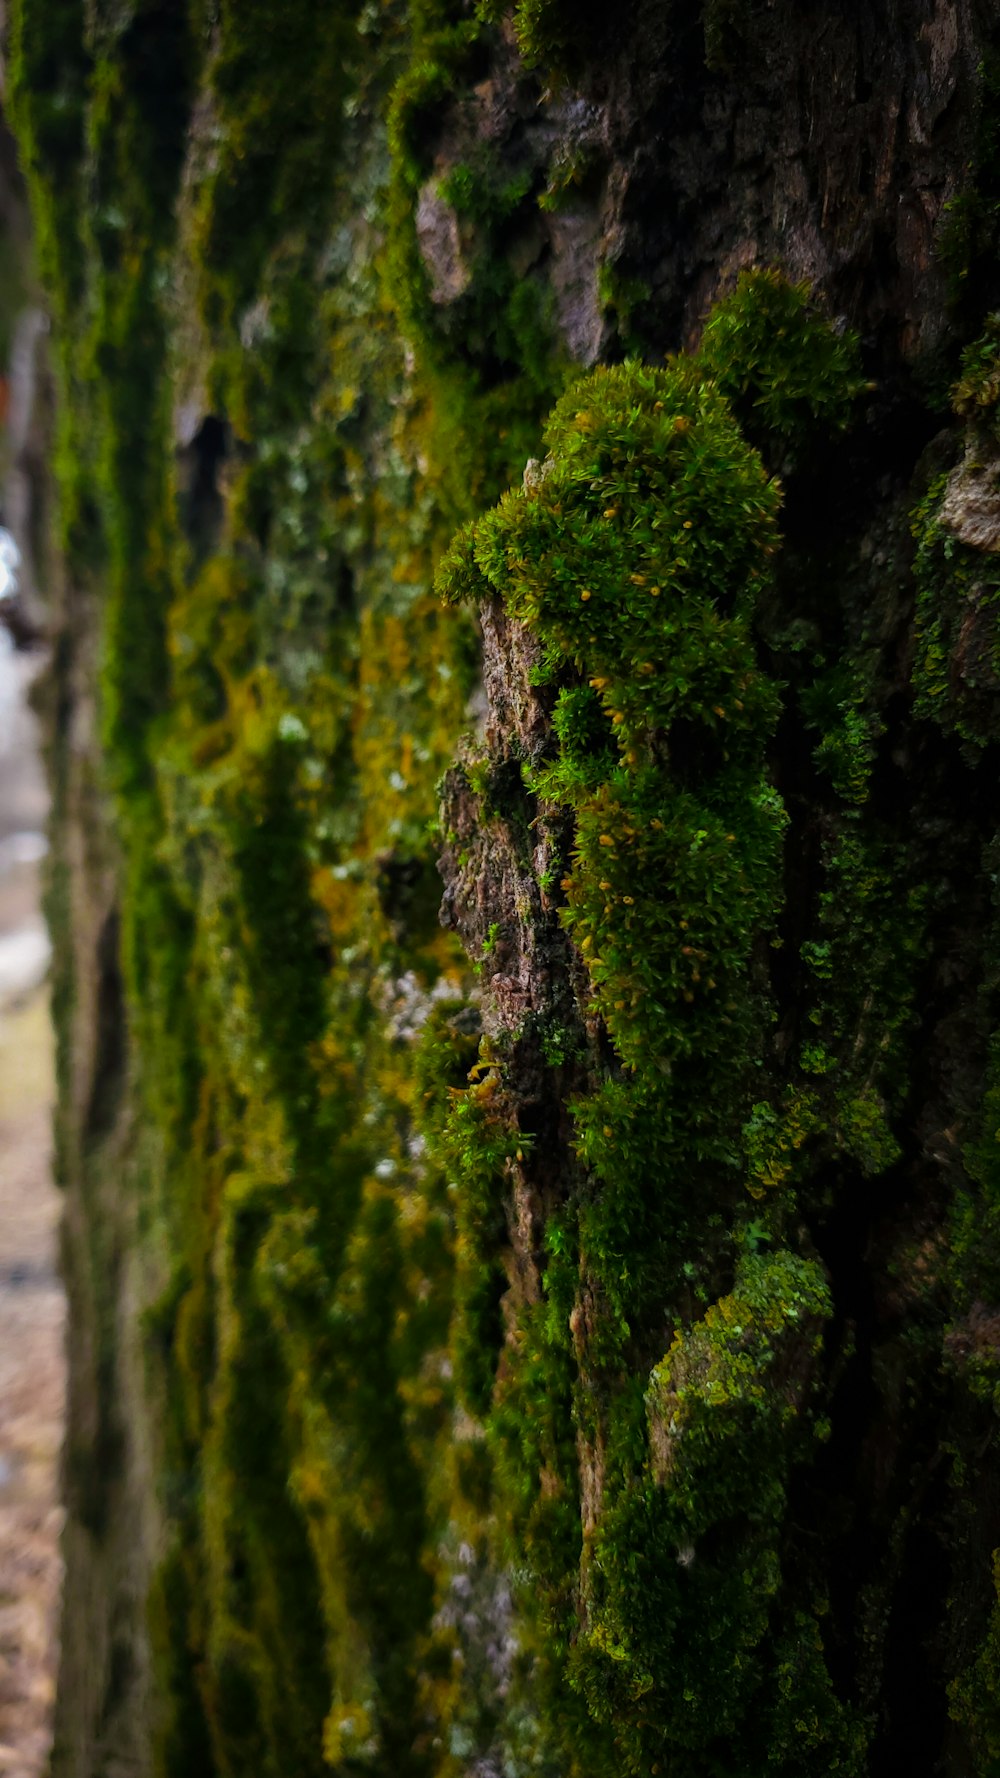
<box><xmin>11</xmin><ymin>0</ymin><xmax>1000</xmax><ymax>1774</ymax></box>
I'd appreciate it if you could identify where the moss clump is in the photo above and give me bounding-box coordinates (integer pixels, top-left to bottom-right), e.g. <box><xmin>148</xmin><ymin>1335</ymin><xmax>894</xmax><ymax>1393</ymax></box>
<box><xmin>436</xmin><ymin>328</ymin><xmax>874</xmax><ymax>1769</ymax></box>
<box><xmin>441</xmin><ymin>361</ymin><xmax>786</xmax><ymax>1178</ymax></box>
<box><xmin>646</xmin><ymin>1250</ymin><xmax>831</xmax><ymax>1499</ymax></box>
<box><xmin>743</xmin><ymin>1090</ymin><xmax>823</xmax><ymax>1197</ymax></box>
<box><xmin>559</xmin><ymin>1251</ymin><xmax>856</xmax><ymax>1776</ymax></box>
<box><xmin>953</xmin><ymin>313</ymin><xmax>1000</xmax><ymax>427</ymax></box>
<box><xmin>596</xmin><ymin>1251</ymin><xmax>838</xmax><ymax>1752</ymax></box>
<box><xmin>474</xmin><ymin>0</ymin><xmax>611</xmax><ymax>75</ymax></box>
<box><xmin>700</xmin><ymin>269</ymin><xmax>867</xmax><ymax>457</ymax></box>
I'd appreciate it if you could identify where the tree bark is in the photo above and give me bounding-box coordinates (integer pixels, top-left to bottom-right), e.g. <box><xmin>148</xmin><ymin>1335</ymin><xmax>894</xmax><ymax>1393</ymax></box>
<box><xmin>11</xmin><ymin>0</ymin><xmax>1000</xmax><ymax>1773</ymax></box>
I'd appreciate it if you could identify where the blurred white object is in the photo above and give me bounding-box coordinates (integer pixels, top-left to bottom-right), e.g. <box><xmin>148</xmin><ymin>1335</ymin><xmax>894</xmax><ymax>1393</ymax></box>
<box><xmin>0</xmin><ymin>526</ymin><xmax>20</xmax><ymax>603</ymax></box>
<box><xmin>0</xmin><ymin>832</ymin><xmax>47</xmax><ymax>871</ymax></box>
<box><xmin>0</xmin><ymin>918</ymin><xmax>50</xmax><ymax>1007</ymax></box>
<box><xmin>0</xmin><ymin>623</ymin><xmax>48</xmax><ymax>831</ymax></box>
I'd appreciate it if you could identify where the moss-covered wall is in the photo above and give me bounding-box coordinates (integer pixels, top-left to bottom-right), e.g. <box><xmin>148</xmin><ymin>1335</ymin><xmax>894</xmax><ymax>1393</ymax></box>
<box><xmin>12</xmin><ymin>1</ymin><xmax>1000</xmax><ymax>1774</ymax></box>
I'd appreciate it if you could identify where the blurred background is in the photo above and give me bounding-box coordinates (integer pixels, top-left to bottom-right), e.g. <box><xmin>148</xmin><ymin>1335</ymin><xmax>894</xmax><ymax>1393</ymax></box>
<box><xmin>0</xmin><ymin>113</ymin><xmax>65</xmax><ymax>1778</ymax></box>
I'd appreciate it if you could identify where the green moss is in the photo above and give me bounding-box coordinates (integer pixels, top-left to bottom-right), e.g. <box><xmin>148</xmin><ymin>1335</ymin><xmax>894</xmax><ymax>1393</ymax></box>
<box><xmin>594</xmin><ymin>264</ymin><xmax>651</xmax><ymax>353</ymax></box>
<box><xmin>7</xmin><ymin>0</ymin><xmax>100</xmax><ymax>560</ymax></box>
<box><xmin>442</xmin><ymin>358</ymin><xmax>785</xmax><ymax>1119</ymax></box>
<box><xmin>474</xmin><ymin>0</ymin><xmax>609</xmax><ymax>75</ymax></box>
<box><xmin>647</xmin><ymin>1246</ymin><xmax>831</xmax><ymax>1497</ymax></box>
<box><xmin>911</xmin><ymin>472</ymin><xmax>1000</xmax><ymax>745</ymax></box>
<box><xmin>552</xmin><ymin>1254</ymin><xmax>840</xmax><ymax>1770</ymax></box>
<box><xmin>801</xmin><ymin>662</ymin><xmax>884</xmax><ymax>807</ymax></box>
<box><xmin>954</xmin><ymin>314</ymin><xmax>1000</xmax><ymax>427</ymax></box>
<box><xmin>699</xmin><ymin>268</ymin><xmax>867</xmax><ymax>457</ymax></box>
<box><xmin>416</xmin><ymin>1011</ymin><xmax>513</xmax><ymax>1417</ymax></box>
<box><xmin>191</xmin><ymin>0</ymin><xmax>358</xmax><ymax>324</ymax></box>
<box><xmin>18</xmin><ymin>0</ymin><xmax>963</xmax><ymax>1754</ymax></box>
<box><xmin>385</xmin><ymin>9</ymin><xmax>567</xmax><ymax>510</ymax></box>
<box><xmin>15</xmin><ymin>0</ymin><xmax>497</xmax><ymax>1767</ymax></box>
<box><xmin>743</xmin><ymin>1090</ymin><xmax>823</xmax><ymax>1197</ymax></box>
<box><xmin>767</xmin><ymin>1614</ymin><xmax>868</xmax><ymax>1774</ymax></box>
<box><xmin>148</xmin><ymin>1543</ymin><xmax>216</xmax><ymax>1778</ymax></box>
<box><xmin>563</xmin><ymin>1251</ymin><xmax>841</xmax><ymax>1765</ymax></box>
<box><xmin>7</xmin><ymin>0</ymin><xmax>89</xmax><ymax>311</ymax></box>
<box><xmin>806</xmin><ymin>823</ymin><xmax>924</xmax><ymax>1121</ymax></box>
<box><xmin>435</xmin><ymin>320</ymin><xmax>876</xmax><ymax>1768</ymax></box>
<box><xmin>950</xmin><ymin>1550</ymin><xmax>1000</xmax><ymax>1776</ymax></box>
<box><xmin>441</xmin><ymin>366</ymin><xmax>790</xmax><ymax>1413</ymax></box>
<box><xmin>911</xmin><ymin>313</ymin><xmax>1000</xmax><ymax>749</ymax></box>
<box><xmin>444</xmin><ymin>357</ymin><xmax>780</xmax><ymax>727</ymax></box>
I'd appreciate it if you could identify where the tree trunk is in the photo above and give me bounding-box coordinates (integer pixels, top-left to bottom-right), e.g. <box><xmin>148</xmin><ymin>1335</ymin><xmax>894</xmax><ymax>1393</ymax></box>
<box><xmin>10</xmin><ymin>0</ymin><xmax>1000</xmax><ymax>1773</ymax></box>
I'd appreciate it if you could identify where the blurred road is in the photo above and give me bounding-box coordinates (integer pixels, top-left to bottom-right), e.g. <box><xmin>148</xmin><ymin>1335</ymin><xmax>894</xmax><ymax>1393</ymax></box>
<box><xmin>0</xmin><ymin>629</ymin><xmax>64</xmax><ymax>1778</ymax></box>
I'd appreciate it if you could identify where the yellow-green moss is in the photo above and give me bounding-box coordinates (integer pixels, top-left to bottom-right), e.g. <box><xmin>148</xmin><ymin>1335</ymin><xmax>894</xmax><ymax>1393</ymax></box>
<box><xmin>13</xmin><ymin>0</ymin><xmax>495</xmax><ymax>1769</ymax></box>
<box><xmin>435</xmin><ymin>295</ymin><xmax>872</xmax><ymax>1770</ymax></box>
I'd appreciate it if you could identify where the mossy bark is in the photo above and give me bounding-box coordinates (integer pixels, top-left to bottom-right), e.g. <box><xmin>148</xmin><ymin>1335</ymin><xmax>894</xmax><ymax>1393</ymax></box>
<box><xmin>13</xmin><ymin>1</ymin><xmax>1000</xmax><ymax>1774</ymax></box>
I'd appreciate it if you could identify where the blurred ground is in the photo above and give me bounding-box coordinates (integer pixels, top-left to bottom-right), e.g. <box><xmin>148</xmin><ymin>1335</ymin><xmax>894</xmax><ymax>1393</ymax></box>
<box><xmin>0</xmin><ymin>631</ymin><xmax>64</xmax><ymax>1778</ymax></box>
